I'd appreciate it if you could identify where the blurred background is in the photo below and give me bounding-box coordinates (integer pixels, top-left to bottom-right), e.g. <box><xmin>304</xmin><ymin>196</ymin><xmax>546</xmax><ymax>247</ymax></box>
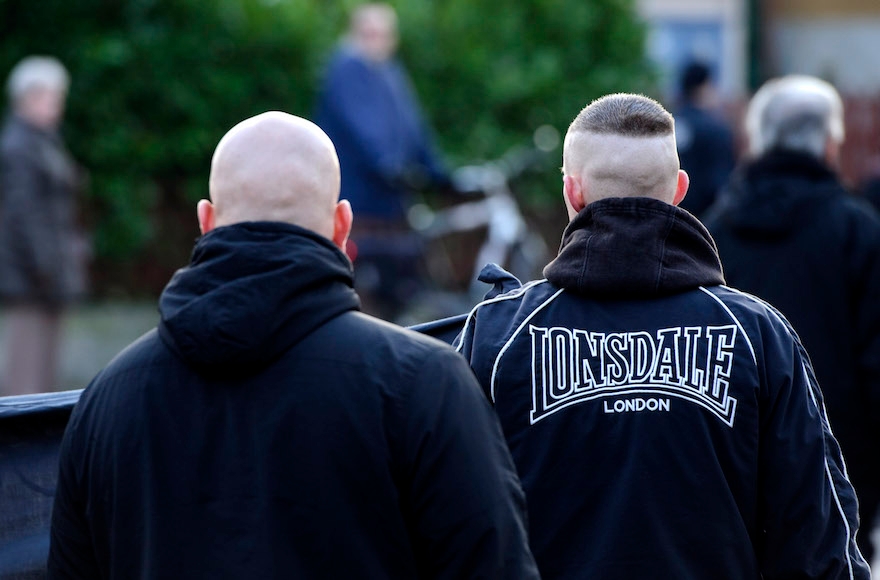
<box><xmin>1</xmin><ymin>0</ymin><xmax>880</xmax><ymax>389</ymax></box>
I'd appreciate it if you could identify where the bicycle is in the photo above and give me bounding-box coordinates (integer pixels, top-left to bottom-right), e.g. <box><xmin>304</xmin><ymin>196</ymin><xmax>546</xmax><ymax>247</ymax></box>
<box><xmin>400</xmin><ymin>127</ymin><xmax>559</xmax><ymax>324</ymax></box>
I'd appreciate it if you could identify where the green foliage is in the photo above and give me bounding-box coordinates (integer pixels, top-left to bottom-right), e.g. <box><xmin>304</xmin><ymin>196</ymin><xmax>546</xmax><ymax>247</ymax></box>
<box><xmin>399</xmin><ymin>0</ymin><xmax>655</xmax><ymax>163</ymax></box>
<box><xmin>1</xmin><ymin>0</ymin><xmax>655</xmax><ymax>295</ymax></box>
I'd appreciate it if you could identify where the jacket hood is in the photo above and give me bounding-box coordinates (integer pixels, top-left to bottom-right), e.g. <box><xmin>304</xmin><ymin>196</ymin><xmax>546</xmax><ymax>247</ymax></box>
<box><xmin>158</xmin><ymin>222</ymin><xmax>360</xmax><ymax>375</ymax></box>
<box><xmin>712</xmin><ymin>150</ymin><xmax>842</xmax><ymax>238</ymax></box>
<box><xmin>543</xmin><ymin>197</ymin><xmax>724</xmax><ymax>298</ymax></box>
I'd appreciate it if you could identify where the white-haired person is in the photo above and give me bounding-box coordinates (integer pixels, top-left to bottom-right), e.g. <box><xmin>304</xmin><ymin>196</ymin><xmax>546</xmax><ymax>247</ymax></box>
<box><xmin>704</xmin><ymin>75</ymin><xmax>880</xmax><ymax>564</ymax></box>
<box><xmin>0</xmin><ymin>56</ymin><xmax>88</xmax><ymax>396</ymax></box>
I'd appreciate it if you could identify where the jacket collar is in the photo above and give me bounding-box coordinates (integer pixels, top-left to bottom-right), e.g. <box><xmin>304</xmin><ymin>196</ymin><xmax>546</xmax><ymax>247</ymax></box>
<box><xmin>158</xmin><ymin>221</ymin><xmax>360</xmax><ymax>375</ymax></box>
<box><xmin>543</xmin><ymin>197</ymin><xmax>724</xmax><ymax>298</ymax></box>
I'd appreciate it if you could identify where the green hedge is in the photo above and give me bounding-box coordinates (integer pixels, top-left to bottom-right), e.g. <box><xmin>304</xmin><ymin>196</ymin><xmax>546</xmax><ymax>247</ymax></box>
<box><xmin>0</xmin><ymin>0</ymin><xmax>655</xmax><ymax>295</ymax></box>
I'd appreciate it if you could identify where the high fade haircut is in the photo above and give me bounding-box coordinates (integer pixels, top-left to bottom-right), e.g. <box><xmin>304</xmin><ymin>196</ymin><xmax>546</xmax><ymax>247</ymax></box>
<box><xmin>567</xmin><ymin>93</ymin><xmax>674</xmax><ymax>138</ymax></box>
<box><xmin>562</xmin><ymin>93</ymin><xmax>683</xmax><ymax>207</ymax></box>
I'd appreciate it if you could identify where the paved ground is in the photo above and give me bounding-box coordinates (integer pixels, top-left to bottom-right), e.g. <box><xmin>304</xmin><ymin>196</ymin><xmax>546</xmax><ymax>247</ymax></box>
<box><xmin>0</xmin><ymin>301</ymin><xmax>159</xmax><ymax>391</ymax></box>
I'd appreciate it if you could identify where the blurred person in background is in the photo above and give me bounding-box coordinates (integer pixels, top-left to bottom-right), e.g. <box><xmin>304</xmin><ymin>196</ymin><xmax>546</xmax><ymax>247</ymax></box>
<box><xmin>316</xmin><ymin>2</ymin><xmax>451</xmax><ymax>321</ymax></box>
<box><xmin>0</xmin><ymin>56</ymin><xmax>88</xmax><ymax>396</ymax></box>
<box><xmin>704</xmin><ymin>75</ymin><xmax>880</xmax><ymax>562</ymax></box>
<box><xmin>674</xmin><ymin>60</ymin><xmax>736</xmax><ymax>218</ymax></box>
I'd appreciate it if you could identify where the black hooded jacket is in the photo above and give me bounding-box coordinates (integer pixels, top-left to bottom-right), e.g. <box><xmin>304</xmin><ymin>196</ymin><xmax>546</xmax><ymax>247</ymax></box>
<box><xmin>455</xmin><ymin>197</ymin><xmax>868</xmax><ymax>579</ymax></box>
<box><xmin>48</xmin><ymin>222</ymin><xmax>538</xmax><ymax>579</ymax></box>
<box><xmin>703</xmin><ymin>151</ymin><xmax>880</xmax><ymax>531</ymax></box>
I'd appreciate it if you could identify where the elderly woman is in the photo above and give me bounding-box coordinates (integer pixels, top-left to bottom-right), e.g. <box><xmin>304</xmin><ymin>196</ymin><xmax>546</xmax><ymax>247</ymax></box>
<box><xmin>0</xmin><ymin>56</ymin><xmax>88</xmax><ymax>395</ymax></box>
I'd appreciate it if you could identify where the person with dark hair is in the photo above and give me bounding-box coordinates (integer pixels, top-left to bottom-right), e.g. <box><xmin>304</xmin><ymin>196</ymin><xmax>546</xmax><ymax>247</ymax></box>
<box><xmin>454</xmin><ymin>93</ymin><xmax>869</xmax><ymax>578</ymax></box>
<box><xmin>674</xmin><ymin>60</ymin><xmax>736</xmax><ymax>218</ymax></box>
<box><xmin>704</xmin><ymin>75</ymin><xmax>880</xmax><ymax>564</ymax></box>
<box><xmin>315</xmin><ymin>3</ymin><xmax>449</xmax><ymax>321</ymax></box>
<box><xmin>47</xmin><ymin>112</ymin><xmax>538</xmax><ymax>579</ymax></box>
<box><xmin>0</xmin><ymin>56</ymin><xmax>88</xmax><ymax>395</ymax></box>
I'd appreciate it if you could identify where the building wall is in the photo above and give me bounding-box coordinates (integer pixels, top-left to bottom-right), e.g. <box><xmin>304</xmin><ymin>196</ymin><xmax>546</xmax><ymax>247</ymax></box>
<box><xmin>638</xmin><ymin>0</ymin><xmax>748</xmax><ymax>99</ymax></box>
<box><xmin>774</xmin><ymin>0</ymin><xmax>880</xmax><ymax>17</ymax></box>
<box><xmin>768</xmin><ymin>0</ymin><xmax>880</xmax><ymax>95</ymax></box>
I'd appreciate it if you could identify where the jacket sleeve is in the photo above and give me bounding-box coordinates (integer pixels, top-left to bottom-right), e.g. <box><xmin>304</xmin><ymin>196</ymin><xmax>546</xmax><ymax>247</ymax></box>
<box><xmin>47</xmin><ymin>402</ymin><xmax>100</xmax><ymax>580</ymax></box>
<box><xmin>398</xmin><ymin>347</ymin><xmax>539</xmax><ymax>579</ymax></box>
<box><xmin>453</xmin><ymin>309</ymin><xmax>495</xmax><ymax>403</ymax></box>
<box><xmin>1</xmin><ymin>145</ymin><xmax>60</xmax><ymax>286</ymax></box>
<box><xmin>756</xmin><ymin>314</ymin><xmax>870</xmax><ymax>579</ymax></box>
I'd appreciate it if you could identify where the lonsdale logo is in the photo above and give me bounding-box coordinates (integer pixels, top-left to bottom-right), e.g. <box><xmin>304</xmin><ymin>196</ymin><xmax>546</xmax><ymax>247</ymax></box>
<box><xmin>529</xmin><ymin>324</ymin><xmax>738</xmax><ymax>427</ymax></box>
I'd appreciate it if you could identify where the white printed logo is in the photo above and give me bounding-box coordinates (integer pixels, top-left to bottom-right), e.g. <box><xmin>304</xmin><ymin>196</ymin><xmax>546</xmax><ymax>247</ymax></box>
<box><xmin>529</xmin><ymin>325</ymin><xmax>738</xmax><ymax>427</ymax></box>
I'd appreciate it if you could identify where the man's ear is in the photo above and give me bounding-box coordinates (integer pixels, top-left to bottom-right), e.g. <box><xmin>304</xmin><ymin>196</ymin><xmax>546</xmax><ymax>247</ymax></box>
<box><xmin>197</xmin><ymin>199</ymin><xmax>216</xmax><ymax>235</ymax></box>
<box><xmin>672</xmin><ymin>170</ymin><xmax>690</xmax><ymax>206</ymax></box>
<box><xmin>563</xmin><ymin>174</ymin><xmax>586</xmax><ymax>218</ymax></box>
<box><xmin>332</xmin><ymin>199</ymin><xmax>353</xmax><ymax>253</ymax></box>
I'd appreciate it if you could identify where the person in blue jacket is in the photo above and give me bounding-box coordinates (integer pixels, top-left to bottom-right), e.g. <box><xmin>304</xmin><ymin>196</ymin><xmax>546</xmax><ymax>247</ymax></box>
<box><xmin>454</xmin><ymin>93</ymin><xmax>869</xmax><ymax>579</ymax></box>
<box><xmin>47</xmin><ymin>112</ymin><xmax>538</xmax><ymax>579</ymax></box>
<box><xmin>315</xmin><ymin>3</ymin><xmax>449</xmax><ymax>321</ymax></box>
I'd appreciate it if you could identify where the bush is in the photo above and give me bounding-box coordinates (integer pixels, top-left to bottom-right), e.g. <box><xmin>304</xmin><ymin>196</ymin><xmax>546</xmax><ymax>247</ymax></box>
<box><xmin>0</xmin><ymin>0</ymin><xmax>654</xmax><ymax>296</ymax></box>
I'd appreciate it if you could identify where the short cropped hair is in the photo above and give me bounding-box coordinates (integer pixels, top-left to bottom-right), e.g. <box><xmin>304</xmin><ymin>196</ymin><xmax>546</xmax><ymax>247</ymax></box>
<box><xmin>6</xmin><ymin>56</ymin><xmax>70</xmax><ymax>103</ymax></box>
<box><xmin>567</xmin><ymin>93</ymin><xmax>675</xmax><ymax>138</ymax></box>
<box><xmin>745</xmin><ymin>75</ymin><xmax>844</xmax><ymax>158</ymax></box>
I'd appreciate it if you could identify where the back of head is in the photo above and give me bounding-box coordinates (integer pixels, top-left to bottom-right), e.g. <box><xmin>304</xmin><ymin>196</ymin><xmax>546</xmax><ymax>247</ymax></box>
<box><xmin>680</xmin><ymin>61</ymin><xmax>712</xmax><ymax>103</ymax></box>
<box><xmin>207</xmin><ymin>112</ymin><xmax>341</xmax><ymax>239</ymax></box>
<box><xmin>6</xmin><ymin>55</ymin><xmax>69</xmax><ymax>104</ymax></box>
<box><xmin>563</xmin><ymin>93</ymin><xmax>681</xmax><ymax>204</ymax></box>
<box><xmin>745</xmin><ymin>75</ymin><xmax>844</xmax><ymax>159</ymax></box>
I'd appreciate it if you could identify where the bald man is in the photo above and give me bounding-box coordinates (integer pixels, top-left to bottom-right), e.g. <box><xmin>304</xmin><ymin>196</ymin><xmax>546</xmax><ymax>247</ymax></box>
<box><xmin>48</xmin><ymin>112</ymin><xmax>538</xmax><ymax>579</ymax></box>
<box><xmin>453</xmin><ymin>95</ymin><xmax>868</xmax><ymax>578</ymax></box>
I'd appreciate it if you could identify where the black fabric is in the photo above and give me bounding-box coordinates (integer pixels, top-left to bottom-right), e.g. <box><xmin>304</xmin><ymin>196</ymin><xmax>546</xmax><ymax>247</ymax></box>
<box><xmin>707</xmin><ymin>149</ymin><xmax>841</xmax><ymax>238</ymax></box>
<box><xmin>0</xmin><ymin>390</ymin><xmax>80</xmax><ymax>579</ymax></box>
<box><xmin>704</xmin><ymin>151</ymin><xmax>880</xmax><ymax>559</ymax></box>
<box><xmin>47</xmin><ymin>222</ymin><xmax>537</xmax><ymax>579</ymax></box>
<box><xmin>543</xmin><ymin>197</ymin><xmax>724</xmax><ymax>297</ymax></box>
<box><xmin>158</xmin><ymin>222</ymin><xmax>360</xmax><ymax>375</ymax></box>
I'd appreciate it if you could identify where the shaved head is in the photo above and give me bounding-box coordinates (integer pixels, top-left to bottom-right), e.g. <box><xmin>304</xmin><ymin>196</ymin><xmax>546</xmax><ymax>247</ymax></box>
<box><xmin>205</xmin><ymin>112</ymin><xmax>343</xmax><ymax>240</ymax></box>
<box><xmin>562</xmin><ymin>94</ymin><xmax>688</xmax><ymax>218</ymax></box>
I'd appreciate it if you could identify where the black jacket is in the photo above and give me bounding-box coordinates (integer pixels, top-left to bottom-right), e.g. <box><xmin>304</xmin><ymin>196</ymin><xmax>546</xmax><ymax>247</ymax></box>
<box><xmin>455</xmin><ymin>198</ymin><xmax>868</xmax><ymax>579</ymax></box>
<box><xmin>674</xmin><ymin>102</ymin><xmax>736</xmax><ymax>218</ymax></box>
<box><xmin>0</xmin><ymin>115</ymin><xmax>87</xmax><ymax>304</ymax></box>
<box><xmin>704</xmin><ymin>151</ymin><xmax>880</xmax><ymax>530</ymax></box>
<box><xmin>48</xmin><ymin>222</ymin><xmax>538</xmax><ymax>579</ymax></box>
